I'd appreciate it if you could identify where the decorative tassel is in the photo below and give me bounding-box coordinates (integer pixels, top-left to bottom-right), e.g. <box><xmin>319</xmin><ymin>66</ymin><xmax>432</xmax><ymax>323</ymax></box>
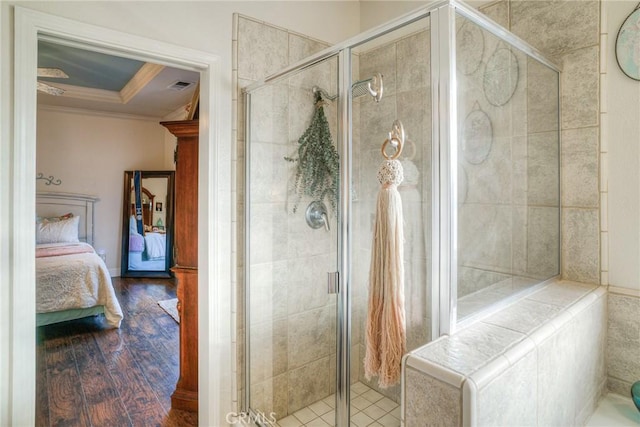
<box><xmin>364</xmin><ymin>158</ymin><xmax>406</xmax><ymax>388</ymax></box>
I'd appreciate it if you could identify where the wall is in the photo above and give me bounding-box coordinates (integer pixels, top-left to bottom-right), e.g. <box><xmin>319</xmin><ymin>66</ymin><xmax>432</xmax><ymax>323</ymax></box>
<box><xmin>603</xmin><ymin>0</ymin><xmax>640</xmax><ymax>396</ymax></box>
<box><xmin>36</xmin><ymin>107</ymin><xmax>167</xmax><ymax>275</ymax></box>
<box><xmin>1</xmin><ymin>2</ymin><xmax>361</xmax><ymax>425</ymax></box>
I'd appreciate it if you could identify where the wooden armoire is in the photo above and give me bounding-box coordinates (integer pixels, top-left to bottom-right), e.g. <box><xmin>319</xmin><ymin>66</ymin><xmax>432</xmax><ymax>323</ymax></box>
<box><xmin>160</xmin><ymin>119</ymin><xmax>199</xmax><ymax>412</ymax></box>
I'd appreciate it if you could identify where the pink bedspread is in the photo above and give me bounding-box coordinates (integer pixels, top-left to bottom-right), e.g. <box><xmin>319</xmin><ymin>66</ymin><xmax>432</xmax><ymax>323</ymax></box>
<box><xmin>36</xmin><ymin>243</ymin><xmax>95</xmax><ymax>258</ymax></box>
<box><xmin>36</xmin><ymin>242</ymin><xmax>123</xmax><ymax>328</ymax></box>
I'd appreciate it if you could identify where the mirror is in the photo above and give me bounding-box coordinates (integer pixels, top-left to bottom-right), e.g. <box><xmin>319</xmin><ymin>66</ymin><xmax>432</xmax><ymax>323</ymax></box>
<box><xmin>121</xmin><ymin>170</ymin><xmax>175</xmax><ymax>277</ymax></box>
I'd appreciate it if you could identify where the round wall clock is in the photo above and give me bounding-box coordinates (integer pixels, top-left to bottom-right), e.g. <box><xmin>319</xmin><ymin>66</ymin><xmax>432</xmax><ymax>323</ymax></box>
<box><xmin>616</xmin><ymin>3</ymin><xmax>640</xmax><ymax>81</ymax></box>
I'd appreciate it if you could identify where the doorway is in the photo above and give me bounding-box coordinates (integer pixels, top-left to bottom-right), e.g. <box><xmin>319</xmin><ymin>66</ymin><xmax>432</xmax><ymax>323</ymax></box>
<box><xmin>12</xmin><ymin>7</ymin><xmax>228</xmax><ymax>426</ymax></box>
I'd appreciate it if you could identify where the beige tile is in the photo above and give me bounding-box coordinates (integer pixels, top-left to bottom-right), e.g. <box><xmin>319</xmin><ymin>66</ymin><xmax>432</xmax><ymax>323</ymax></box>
<box><xmin>458</xmin><ymin>204</ymin><xmax>513</xmax><ymax>273</ymax></box>
<box><xmin>562</xmin><ymin>127</ymin><xmax>599</xmax><ymax>208</ymax></box>
<box><xmin>351</xmin><ymin>411</ymin><xmax>374</xmax><ymax>427</ymax></box>
<box><xmin>249</xmin><ymin>319</ymin><xmax>288</xmax><ymax>384</ymax></box>
<box><xmin>375</xmin><ymin>397</ymin><xmax>398</xmax><ymax>413</ymax></box>
<box><xmin>249</xmin><ymin>82</ymin><xmax>289</xmax><ymax>144</ymax></box>
<box><xmin>527</xmin><ymin>281</ymin><xmax>595</xmax><ymax>308</ymax></box>
<box><xmin>249</xmin><ymin>142</ymin><xmax>291</xmax><ymax>204</ymax></box>
<box><xmin>306</xmin><ymin>417</ymin><xmax>331</xmax><ymax>427</ymax></box>
<box><xmin>607</xmin><ymin>293</ymin><xmax>640</xmax><ymax>383</ymax></box>
<box><xmin>287</xmin><ymin>356</ymin><xmax>334</xmax><ymax>413</ymax></box>
<box><xmin>248</xmin><ymin>261</ymin><xmax>288</xmax><ymax>324</ymax></box>
<box><xmin>293</xmin><ymin>407</ymin><xmax>316</xmax><ymax>424</ymax></box>
<box><xmin>537</xmin><ymin>321</ymin><xmax>577</xmax><ymax>426</ymax></box>
<box><xmin>404</xmin><ymin>368</ymin><xmax>462</xmax><ymax>426</ymax></box>
<box><xmin>321</xmin><ymin>409</ymin><xmax>336</xmax><ymax>426</ymax></box>
<box><xmin>288</xmin><ymin>34</ymin><xmax>331</xmax><ymax>92</ymax></box>
<box><xmin>458</xmin><ymin>266</ymin><xmax>510</xmax><ymax>299</ymax></box>
<box><xmin>309</xmin><ymin>400</ymin><xmax>333</xmax><ymax>417</ymax></box>
<box><xmin>278</xmin><ymin>414</ymin><xmax>302</xmax><ymax>427</ymax></box>
<box><xmin>415</xmin><ymin>323</ymin><xmax>524</xmax><ymax>375</ymax></box>
<box><xmin>479</xmin><ymin>0</ymin><xmax>509</xmax><ymax>28</ymax></box>
<box><xmin>561</xmin><ymin>46</ymin><xmax>599</xmax><ymax>129</ymax></box>
<box><xmin>322</xmin><ymin>394</ymin><xmax>336</xmax><ymax>409</ymax></box>
<box><xmin>389</xmin><ymin>406</ymin><xmax>400</xmax><ymax>419</ymax></box>
<box><xmin>360</xmin><ymin>389</ymin><xmax>384</xmax><ymax>404</ymax></box>
<box><xmin>477</xmin><ymin>351</ymin><xmax>537</xmax><ymax>426</ymax></box>
<box><xmin>607</xmin><ymin>376</ymin><xmax>633</xmax><ymax>397</ymax></box>
<box><xmin>396</xmin><ymin>88</ymin><xmax>430</xmax><ymax>159</ymax></box>
<box><xmin>527</xmin><ymin>131</ymin><xmax>560</xmax><ymax>207</ymax></box>
<box><xmin>562</xmin><ymin>208</ymin><xmax>600</xmax><ymax>284</ymax></box>
<box><xmin>573</xmin><ymin>296</ymin><xmax>607</xmax><ymax>418</ymax></box>
<box><xmin>377</xmin><ymin>412</ymin><xmax>401</xmax><ymax>427</ymax></box>
<box><xmin>351</xmin><ymin>396</ymin><xmax>372</xmax><ymax>411</ymax></box>
<box><xmin>483</xmin><ymin>298</ymin><xmax>562</xmax><ymax>335</ymax></box>
<box><xmin>287</xmin><ymin>305</ymin><xmax>336</xmax><ymax>370</ymax></box>
<box><xmin>351</xmin><ymin>382</ymin><xmax>369</xmax><ymax>395</ymax></box>
<box><xmin>527</xmin><ymin>206</ymin><xmax>560</xmax><ymax>279</ymax></box>
<box><xmin>396</xmin><ymin>29</ymin><xmax>430</xmax><ymax>92</ymax></box>
<box><xmin>461</xmin><ymin>135</ymin><xmax>513</xmax><ymax>205</ymax></box>
<box><xmin>526</xmin><ymin>57</ymin><xmax>560</xmax><ymax>134</ymax></box>
<box><xmin>286</xmin><ymin>254</ymin><xmax>334</xmax><ymax>316</ymax></box>
<box><xmin>362</xmin><ymin>403</ymin><xmax>386</xmax><ymax>421</ymax></box>
<box><xmin>237</xmin><ymin>17</ymin><xmax>288</xmax><ymax>81</ymax></box>
<box><xmin>510</xmin><ymin>1</ymin><xmax>599</xmax><ymax>58</ymax></box>
<box><xmin>249</xmin><ymin>202</ymin><xmax>289</xmax><ymax>265</ymax></box>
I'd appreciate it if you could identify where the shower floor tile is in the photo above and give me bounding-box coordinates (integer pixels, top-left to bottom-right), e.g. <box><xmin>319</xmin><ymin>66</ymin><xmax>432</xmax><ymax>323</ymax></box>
<box><xmin>274</xmin><ymin>382</ymin><xmax>400</xmax><ymax>427</ymax></box>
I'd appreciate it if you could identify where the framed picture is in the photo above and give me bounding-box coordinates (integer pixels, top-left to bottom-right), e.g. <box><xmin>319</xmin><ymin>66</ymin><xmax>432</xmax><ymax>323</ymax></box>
<box><xmin>155</xmin><ymin>202</ymin><xmax>162</xmax><ymax>212</ymax></box>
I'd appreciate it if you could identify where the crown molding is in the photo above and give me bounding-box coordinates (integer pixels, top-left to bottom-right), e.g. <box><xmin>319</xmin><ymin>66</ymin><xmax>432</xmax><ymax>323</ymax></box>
<box><xmin>41</xmin><ymin>62</ymin><xmax>164</xmax><ymax>105</ymax></box>
<box><xmin>120</xmin><ymin>62</ymin><xmax>165</xmax><ymax>104</ymax></box>
<box><xmin>52</xmin><ymin>82</ymin><xmax>121</xmax><ymax>103</ymax></box>
<box><xmin>37</xmin><ymin>103</ymin><xmax>161</xmax><ymax>121</ymax></box>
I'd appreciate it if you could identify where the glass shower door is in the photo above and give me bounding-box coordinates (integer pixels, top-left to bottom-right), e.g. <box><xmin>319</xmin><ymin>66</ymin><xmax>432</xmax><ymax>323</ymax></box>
<box><xmin>349</xmin><ymin>15</ymin><xmax>433</xmax><ymax>427</ymax></box>
<box><xmin>245</xmin><ymin>55</ymin><xmax>340</xmax><ymax>425</ymax></box>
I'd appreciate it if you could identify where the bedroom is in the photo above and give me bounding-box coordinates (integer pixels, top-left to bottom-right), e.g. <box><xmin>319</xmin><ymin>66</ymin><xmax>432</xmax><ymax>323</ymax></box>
<box><xmin>35</xmin><ymin>39</ymin><xmax>200</xmax><ymax>425</ymax></box>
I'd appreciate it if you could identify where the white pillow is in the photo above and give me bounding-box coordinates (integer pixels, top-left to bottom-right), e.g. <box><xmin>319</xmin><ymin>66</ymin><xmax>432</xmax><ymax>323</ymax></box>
<box><xmin>36</xmin><ymin>215</ymin><xmax>80</xmax><ymax>244</ymax></box>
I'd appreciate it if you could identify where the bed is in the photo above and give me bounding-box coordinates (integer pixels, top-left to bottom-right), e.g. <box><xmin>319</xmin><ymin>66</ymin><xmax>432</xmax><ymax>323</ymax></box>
<box><xmin>36</xmin><ymin>192</ymin><xmax>123</xmax><ymax>328</ymax></box>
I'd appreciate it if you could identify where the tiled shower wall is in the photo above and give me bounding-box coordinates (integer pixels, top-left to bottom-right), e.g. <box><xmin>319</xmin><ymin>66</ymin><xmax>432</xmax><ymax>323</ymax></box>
<box><xmin>498</xmin><ymin>0</ymin><xmax>602</xmax><ymax>285</ymax></box>
<box><xmin>233</xmin><ymin>15</ymin><xmax>338</xmax><ymax>418</ymax></box>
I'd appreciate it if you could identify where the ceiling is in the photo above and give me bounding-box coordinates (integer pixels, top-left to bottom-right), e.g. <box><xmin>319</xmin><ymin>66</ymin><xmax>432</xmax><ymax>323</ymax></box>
<box><xmin>37</xmin><ymin>40</ymin><xmax>200</xmax><ymax>118</ymax></box>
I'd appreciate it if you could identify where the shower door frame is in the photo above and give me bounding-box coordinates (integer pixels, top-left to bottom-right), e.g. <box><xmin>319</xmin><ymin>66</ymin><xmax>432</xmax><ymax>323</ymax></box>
<box><xmin>243</xmin><ymin>1</ymin><xmax>562</xmax><ymax>425</ymax></box>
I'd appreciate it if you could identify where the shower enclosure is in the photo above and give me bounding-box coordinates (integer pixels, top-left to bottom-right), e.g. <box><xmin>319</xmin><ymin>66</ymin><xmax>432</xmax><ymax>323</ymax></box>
<box><xmin>244</xmin><ymin>1</ymin><xmax>560</xmax><ymax>425</ymax></box>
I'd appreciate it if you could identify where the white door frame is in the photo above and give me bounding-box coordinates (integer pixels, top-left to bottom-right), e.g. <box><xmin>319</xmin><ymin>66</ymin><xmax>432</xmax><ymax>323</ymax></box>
<box><xmin>12</xmin><ymin>7</ymin><xmax>230</xmax><ymax>426</ymax></box>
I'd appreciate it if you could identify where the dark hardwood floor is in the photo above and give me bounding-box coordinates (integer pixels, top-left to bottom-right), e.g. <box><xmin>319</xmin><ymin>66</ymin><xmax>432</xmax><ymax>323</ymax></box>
<box><xmin>36</xmin><ymin>277</ymin><xmax>198</xmax><ymax>427</ymax></box>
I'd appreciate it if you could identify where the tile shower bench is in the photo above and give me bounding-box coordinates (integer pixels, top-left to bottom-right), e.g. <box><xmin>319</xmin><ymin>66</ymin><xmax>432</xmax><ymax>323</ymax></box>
<box><xmin>402</xmin><ymin>281</ymin><xmax>607</xmax><ymax>427</ymax></box>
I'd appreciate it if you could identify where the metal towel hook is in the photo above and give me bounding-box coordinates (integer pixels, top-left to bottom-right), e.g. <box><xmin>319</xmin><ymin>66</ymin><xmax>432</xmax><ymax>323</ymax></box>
<box><xmin>367</xmin><ymin>73</ymin><xmax>384</xmax><ymax>103</ymax></box>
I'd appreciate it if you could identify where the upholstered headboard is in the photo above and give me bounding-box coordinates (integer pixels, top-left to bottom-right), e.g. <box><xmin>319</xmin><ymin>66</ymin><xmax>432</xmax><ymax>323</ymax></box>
<box><xmin>36</xmin><ymin>192</ymin><xmax>100</xmax><ymax>245</ymax></box>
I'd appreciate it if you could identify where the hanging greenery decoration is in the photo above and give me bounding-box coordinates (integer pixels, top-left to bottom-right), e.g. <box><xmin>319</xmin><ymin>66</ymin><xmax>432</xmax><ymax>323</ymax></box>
<box><xmin>285</xmin><ymin>91</ymin><xmax>339</xmax><ymax>213</ymax></box>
